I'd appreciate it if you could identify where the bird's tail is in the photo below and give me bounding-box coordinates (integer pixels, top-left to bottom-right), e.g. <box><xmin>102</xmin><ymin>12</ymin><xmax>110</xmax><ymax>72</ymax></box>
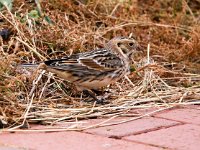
<box><xmin>20</xmin><ymin>63</ymin><xmax>40</xmax><ymax>68</ymax></box>
<box><xmin>16</xmin><ymin>63</ymin><xmax>41</xmax><ymax>75</ymax></box>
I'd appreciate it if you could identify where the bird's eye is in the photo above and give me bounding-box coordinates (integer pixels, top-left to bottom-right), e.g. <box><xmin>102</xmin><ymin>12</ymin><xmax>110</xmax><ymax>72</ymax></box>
<box><xmin>128</xmin><ymin>42</ymin><xmax>134</xmax><ymax>47</ymax></box>
<box><xmin>117</xmin><ymin>42</ymin><xmax>121</xmax><ymax>47</ymax></box>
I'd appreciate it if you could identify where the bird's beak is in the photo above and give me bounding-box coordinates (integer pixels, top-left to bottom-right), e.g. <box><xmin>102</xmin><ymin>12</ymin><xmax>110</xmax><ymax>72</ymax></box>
<box><xmin>135</xmin><ymin>44</ymin><xmax>143</xmax><ymax>52</ymax></box>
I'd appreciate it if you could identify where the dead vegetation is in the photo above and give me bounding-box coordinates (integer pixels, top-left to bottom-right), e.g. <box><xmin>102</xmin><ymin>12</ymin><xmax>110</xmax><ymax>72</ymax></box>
<box><xmin>0</xmin><ymin>0</ymin><xmax>200</xmax><ymax>131</ymax></box>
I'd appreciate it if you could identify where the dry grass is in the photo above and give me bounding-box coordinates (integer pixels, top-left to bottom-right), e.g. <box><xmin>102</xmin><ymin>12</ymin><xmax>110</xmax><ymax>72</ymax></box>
<box><xmin>0</xmin><ymin>0</ymin><xmax>200</xmax><ymax>132</ymax></box>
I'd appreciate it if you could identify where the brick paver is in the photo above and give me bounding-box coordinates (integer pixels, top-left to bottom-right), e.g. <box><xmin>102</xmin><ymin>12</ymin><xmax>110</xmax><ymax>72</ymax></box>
<box><xmin>1</xmin><ymin>106</ymin><xmax>200</xmax><ymax>150</ymax></box>
<box><xmin>0</xmin><ymin>144</ymin><xmax>23</xmax><ymax>150</ymax></box>
<box><xmin>86</xmin><ymin>117</ymin><xmax>180</xmax><ymax>137</ymax></box>
<box><xmin>0</xmin><ymin>131</ymin><xmax>161</xmax><ymax>150</ymax></box>
<box><xmin>0</xmin><ymin>147</ymin><xmax>21</xmax><ymax>150</ymax></box>
<box><xmin>124</xmin><ymin>124</ymin><xmax>200</xmax><ymax>150</ymax></box>
<box><xmin>155</xmin><ymin>107</ymin><xmax>200</xmax><ymax>125</ymax></box>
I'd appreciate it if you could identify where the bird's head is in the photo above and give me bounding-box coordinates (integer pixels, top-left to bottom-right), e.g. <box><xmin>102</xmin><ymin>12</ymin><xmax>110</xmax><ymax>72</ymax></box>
<box><xmin>105</xmin><ymin>37</ymin><xmax>142</xmax><ymax>60</ymax></box>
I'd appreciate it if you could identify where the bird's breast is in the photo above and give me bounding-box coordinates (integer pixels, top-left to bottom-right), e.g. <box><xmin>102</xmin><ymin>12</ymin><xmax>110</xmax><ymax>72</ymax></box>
<box><xmin>76</xmin><ymin>67</ymin><xmax>129</xmax><ymax>90</ymax></box>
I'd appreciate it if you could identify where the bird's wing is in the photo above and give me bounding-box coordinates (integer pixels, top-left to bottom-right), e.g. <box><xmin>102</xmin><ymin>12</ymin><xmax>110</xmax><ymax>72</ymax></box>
<box><xmin>44</xmin><ymin>49</ymin><xmax>123</xmax><ymax>72</ymax></box>
<box><xmin>80</xmin><ymin>49</ymin><xmax>124</xmax><ymax>70</ymax></box>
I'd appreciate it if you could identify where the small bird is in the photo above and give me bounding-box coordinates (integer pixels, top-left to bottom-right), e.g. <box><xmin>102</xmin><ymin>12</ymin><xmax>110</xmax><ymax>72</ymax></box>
<box><xmin>23</xmin><ymin>37</ymin><xmax>141</xmax><ymax>102</ymax></box>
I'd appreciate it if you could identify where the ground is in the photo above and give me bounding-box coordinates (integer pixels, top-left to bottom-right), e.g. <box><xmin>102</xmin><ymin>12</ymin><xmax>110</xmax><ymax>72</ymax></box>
<box><xmin>0</xmin><ymin>105</ymin><xmax>200</xmax><ymax>150</ymax></box>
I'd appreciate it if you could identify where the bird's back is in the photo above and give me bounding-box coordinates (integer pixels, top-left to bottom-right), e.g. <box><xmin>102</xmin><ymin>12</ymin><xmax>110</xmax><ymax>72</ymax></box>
<box><xmin>43</xmin><ymin>48</ymin><xmax>127</xmax><ymax>90</ymax></box>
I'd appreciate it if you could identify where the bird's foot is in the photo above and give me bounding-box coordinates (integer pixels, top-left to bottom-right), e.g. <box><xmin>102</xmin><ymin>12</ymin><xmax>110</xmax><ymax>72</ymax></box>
<box><xmin>95</xmin><ymin>97</ymin><xmax>109</xmax><ymax>104</ymax></box>
<box><xmin>83</xmin><ymin>89</ymin><xmax>110</xmax><ymax>104</ymax></box>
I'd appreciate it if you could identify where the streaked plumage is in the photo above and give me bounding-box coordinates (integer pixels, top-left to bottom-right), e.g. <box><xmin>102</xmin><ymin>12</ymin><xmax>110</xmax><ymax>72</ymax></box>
<box><xmin>21</xmin><ymin>37</ymin><xmax>141</xmax><ymax>102</ymax></box>
<box><xmin>38</xmin><ymin>37</ymin><xmax>141</xmax><ymax>91</ymax></box>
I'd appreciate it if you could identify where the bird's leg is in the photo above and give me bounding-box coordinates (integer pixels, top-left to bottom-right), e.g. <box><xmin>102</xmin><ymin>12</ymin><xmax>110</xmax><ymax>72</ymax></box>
<box><xmin>83</xmin><ymin>89</ymin><xmax>97</xmax><ymax>100</ymax></box>
<box><xmin>83</xmin><ymin>89</ymin><xmax>105</xmax><ymax>104</ymax></box>
<box><xmin>91</xmin><ymin>89</ymin><xmax>104</xmax><ymax>95</ymax></box>
<box><xmin>92</xmin><ymin>88</ymin><xmax>113</xmax><ymax>95</ymax></box>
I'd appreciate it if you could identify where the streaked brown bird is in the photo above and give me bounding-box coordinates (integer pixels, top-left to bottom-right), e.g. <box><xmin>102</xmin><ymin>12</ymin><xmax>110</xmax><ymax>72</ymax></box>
<box><xmin>23</xmin><ymin>37</ymin><xmax>141</xmax><ymax>102</ymax></box>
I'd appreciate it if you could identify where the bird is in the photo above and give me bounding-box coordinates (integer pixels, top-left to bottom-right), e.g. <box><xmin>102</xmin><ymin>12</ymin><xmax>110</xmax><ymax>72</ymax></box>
<box><xmin>23</xmin><ymin>37</ymin><xmax>141</xmax><ymax>102</ymax></box>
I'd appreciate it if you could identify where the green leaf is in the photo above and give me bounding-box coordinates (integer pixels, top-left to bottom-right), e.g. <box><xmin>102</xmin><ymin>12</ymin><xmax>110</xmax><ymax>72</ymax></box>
<box><xmin>130</xmin><ymin>65</ymin><xmax>136</xmax><ymax>72</ymax></box>
<box><xmin>0</xmin><ymin>0</ymin><xmax>13</xmax><ymax>11</ymax></box>
<box><xmin>44</xmin><ymin>16</ymin><xmax>53</xmax><ymax>24</ymax></box>
<box><xmin>35</xmin><ymin>0</ymin><xmax>43</xmax><ymax>16</ymax></box>
<box><xmin>28</xmin><ymin>10</ymin><xmax>40</xmax><ymax>19</ymax></box>
<box><xmin>0</xmin><ymin>3</ymin><xmax>3</xmax><ymax>10</ymax></box>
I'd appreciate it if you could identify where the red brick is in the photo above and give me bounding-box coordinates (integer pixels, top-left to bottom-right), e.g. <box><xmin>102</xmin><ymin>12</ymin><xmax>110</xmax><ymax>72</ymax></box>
<box><xmin>182</xmin><ymin>105</ymin><xmax>200</xmax><ymax>110</ymax></box>
<box><xmin>0</xmin><ymin>142</ymin><xmax>25</xmax><ymax>150</ymax></box>
<box><xmin>124</xmin><ymin>124</ymin><xmax>200</xmax><ymax>150</ymax></box>
<box><xmin>85</xmin><ymin>117</ymin><xmax>180</xmax><ymax>137</ymax></box>
<box><xmin>155</xmin><ymin>108</ymin><xmax>200</xmax><ymax>125</ymax></box>
<box><xmin>0</xmin><ymin>131</ymin><xmax>161</xmax><ymax>150</ymax></box>
<box><xmin>0</xmin><ymin>144</ymin><xmax>22</xmax><ymax>150</ymax></box>
<box><xmin>129</xmin><ymin>107</ymin><xmax>159</xmax><ymax>114</ymax></box>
